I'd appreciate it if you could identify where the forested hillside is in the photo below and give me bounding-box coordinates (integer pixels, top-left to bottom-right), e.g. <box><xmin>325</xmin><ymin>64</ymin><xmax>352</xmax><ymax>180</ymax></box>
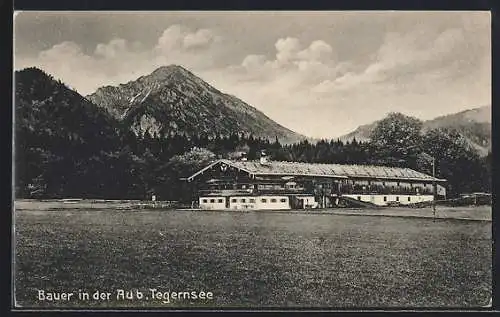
<box><xmin>14</xmin><ymin>68</ymin><xmax>491</xmax><ymax>201</ymax></box>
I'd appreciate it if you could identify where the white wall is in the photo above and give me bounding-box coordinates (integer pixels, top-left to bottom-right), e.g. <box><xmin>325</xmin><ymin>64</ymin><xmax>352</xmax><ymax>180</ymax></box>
<box><xmin>229</xmin><ymin>196</ymin><xmax>257</xmax><ymax>210</ymax></box>
<box><xmin>229</xmin><ymin>196</ymin><xmax>290</xmax><ymax>210</ymax></box>
<box><xmin>200</xmin><ymin>194</ymin><xmax>436</xmax><ymax>209</ymax></box>
<box><xmin>343</xmin><ymin>194</ymin><xmax>434</xmax><ymax>206</ymax></box>
<box><xmin>199</xmin><ymin>195</ymin><xmax>291</xmax><ymax>210</ymax></box>
<box><xmin>297</xmin><ymin>196</ymin><xmax>318</xmax><ymax>208</ymax></box>
<box><xmin>437</xmin><ymin>184</ymin><xmax>446</xmax><ymax>196</ymax></box>
<box><xmin>199</xmin><ymin>197</ymin><xmax>226</xmax><ymax>210</ymax></box>
<box><xmin>258</xmin><ymin>196</ymin><xmax>290</xmax><ymax>210</ymax></box>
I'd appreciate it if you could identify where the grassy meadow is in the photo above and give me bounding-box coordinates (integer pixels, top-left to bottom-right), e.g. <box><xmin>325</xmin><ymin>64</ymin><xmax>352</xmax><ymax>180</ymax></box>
<box><xmin>13</xmin><ymin>202</ymin><xmax>491</xmax><ymax>308</ymax></box>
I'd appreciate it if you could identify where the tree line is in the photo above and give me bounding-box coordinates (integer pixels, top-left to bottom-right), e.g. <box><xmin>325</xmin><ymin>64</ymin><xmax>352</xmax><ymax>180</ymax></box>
<box><xmin>14</xmin><ymin>68</ymin><xmax>490</xmax><ymax>201</ymax></box>
<box><xmin>16</xmin><ymin>113</ymin><xmax>490</xmax><ymax>201</ymax></box>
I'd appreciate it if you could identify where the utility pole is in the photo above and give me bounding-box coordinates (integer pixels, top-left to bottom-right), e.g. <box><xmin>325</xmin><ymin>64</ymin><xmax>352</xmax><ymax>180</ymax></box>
<box><xmin>432</xmin><ymin>156</ymin><xmax>436</xmax><ymax>219</ymax></box>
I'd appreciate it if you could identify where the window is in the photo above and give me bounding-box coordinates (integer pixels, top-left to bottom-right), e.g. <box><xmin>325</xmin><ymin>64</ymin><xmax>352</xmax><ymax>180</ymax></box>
<box><xmin>383</xmin><ymin>196</ymin><xmax>387</xmax><ymax>202</ymax></box>
<box><xmin>261</xmin><ymin>198</ymin><xmax>267</xmax><ymax>203</ymax></box>
<box><xmin>408</xmin><ymin>197</ymin><xmax>411</xmax><ymax>202</ymax></box>
<box><xmin>210</xmin><ymin>199</ymin><xmax>215</xmax><ymax>203</ymax></box>
<box><xmin>271</xmin><ymin>198</ymin><xmax>277</xmax><ymax>203</ymax></box>
<box><xmin>241</xmin><ymin>198</ymin><xmax>246</xmax><ymax>203</ymax></box>
<box><xmin>218</xmin><ymin>199</ymin><xmax>223</xmax><ymax>203</ymax></box>
<box><xmin>202</xmin><ymin>199</ymin><xmax>208</xmax><ymax>203</ymax></box>
<box><xmin>357</xmin><ymin>196</ymin><xmax>361</xmax><ymax>201</ymax></box>
<box><xmin>231</xmin><ymin>199</ymin><xmax>237</xmax><ymax>203</ymax></box>
<box><xmin>396</xmin><ymin>196</ymin><xmax>399</xmax><ymax>202</ymax></box>
<box><xmin>241</xmin><ymin>185</ymin><xmax>247</xmax><ymax>189</ymax></box>
<box><xmin>280</xmin><ymin>198</ymin><xmax>287</xmax><ymax>203</ymax></box>
<box><xmin>249</xmin><ymin>199</ymin><xmax>256</xmax><ymax>203</ymax></box>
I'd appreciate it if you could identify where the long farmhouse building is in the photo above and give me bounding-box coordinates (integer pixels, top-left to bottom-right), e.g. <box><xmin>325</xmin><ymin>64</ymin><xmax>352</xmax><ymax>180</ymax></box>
<box><xmin>185</xmin><ymin>156</ymin><xmax>447</xmax><ymax>210</ymax></box>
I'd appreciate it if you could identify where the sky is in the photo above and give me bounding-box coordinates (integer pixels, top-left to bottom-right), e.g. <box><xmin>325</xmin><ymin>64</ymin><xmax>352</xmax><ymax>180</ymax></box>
<box><xmin>13</xmin><ymin>11</ymin><xmax>491</xmax><ymax>139</ymax></box>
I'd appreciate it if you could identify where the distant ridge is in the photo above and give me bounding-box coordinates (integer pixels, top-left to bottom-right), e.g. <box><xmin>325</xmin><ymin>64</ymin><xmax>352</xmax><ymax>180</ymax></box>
<box><xmin>338</xmin><ymin>105</ymin><xmax>491</xmax><ymax>156</ymax></box>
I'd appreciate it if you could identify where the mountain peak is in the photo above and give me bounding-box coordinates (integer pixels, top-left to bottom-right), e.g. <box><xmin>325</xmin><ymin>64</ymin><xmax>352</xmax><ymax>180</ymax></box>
<box><xmin>148</xmin><ymin>64</ymin><xmax>195</xmax><ymax>81</ymax></box>
<box><xmin>136</xmin><ymin>64</ymin><xmax>215</xmax><ymax>94</ymax></box>
<box><xmin>86</xmin><ymin>65</ymin><xmax>306</xmax><ymax>144</ymax></box>
<box><xmin>17</xmin><ymin>66</ymin><xmax>46</xmax><ymax>75</ymax></box>
<box><xmin>152</xmin><ymin>64</ymin><xmax>188</xmax><ymax>73</ymax></box>
<box><xmin>16</xmin><ymin>67</ymin><xmax>56</xmax><ymax>83</ymax></box>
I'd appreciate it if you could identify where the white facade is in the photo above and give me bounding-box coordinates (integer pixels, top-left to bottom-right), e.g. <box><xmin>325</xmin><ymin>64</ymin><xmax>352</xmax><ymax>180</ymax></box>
<box><xmin>199</xmin><ymin>196</ymin><xmax>226</xmax><ymax>210</ymax></box>
<box><xmin>296</xmin><ymin>196</ymin><xmax>318</xmax><ymax>208</ymax></box>
<box><xmin>229</xmin><ymin>196</ymin><xmax>257</xmax><ymax>210</ymax></box>
<box><xmin>200</xmin><ymin>194</ymin><xmax>435</xmax><ymax>209</ymax></box>
<box><xmin>231</xmin><ymin>195</ymin><xmax>290</xmax><ymax>210</ymax></box>
<box><xmin>342</xmin><ymin>194</ymin><xmax>434</xmax><ymax>206</ymax></box>
<box><xmin>199</xmin><ymin>195</ymin><xmax>291</xmax><ymax>210</ymax></box>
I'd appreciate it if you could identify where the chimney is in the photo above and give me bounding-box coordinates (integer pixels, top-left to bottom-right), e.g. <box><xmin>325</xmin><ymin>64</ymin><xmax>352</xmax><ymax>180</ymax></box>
<box><xmin>260</xmin><ymin>150</ymin><xmax>268</xmax><ymax>164</ymax></box>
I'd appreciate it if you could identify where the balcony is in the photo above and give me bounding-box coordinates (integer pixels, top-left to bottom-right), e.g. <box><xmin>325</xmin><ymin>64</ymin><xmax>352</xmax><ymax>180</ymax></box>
<box><xmin>199</xmin><ymin>187</ymin><xmax>308</xmax><ymax>196</ymax></box>
<box><xmin>257</xmin><ymin>187</ymin><xmax>308</xmax><ymax>195</ymax></box>
<box><xmin>199</xmin><ymin>189</ymin><xmax>254</xmax><ymax>196</ymax></box>
<box><xmin>339</xmin><ymin>186</ymin><xmax>434</xmax><ymax>196</ymax></box>
<box><xmin>198</xmin><ymin>184</ymin><xmax>435</xmax><ymax>197</ymax></box>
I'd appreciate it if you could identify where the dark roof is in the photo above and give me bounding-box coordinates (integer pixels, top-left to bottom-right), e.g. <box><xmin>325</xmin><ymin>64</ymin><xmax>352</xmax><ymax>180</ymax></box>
<box><xmin>187</xmin><ymin>159</ymin><xmax>446</xmax><ymax>182</ymax></box>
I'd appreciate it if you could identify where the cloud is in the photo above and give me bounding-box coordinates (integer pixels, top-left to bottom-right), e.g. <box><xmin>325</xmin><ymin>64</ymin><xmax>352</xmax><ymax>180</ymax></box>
<box><xmin>156</xmin><ymin>24</ymin><xmax>185</xmax><ymax>51</ymax></box>
<box><xmin>375</xmin><ymin>28</ymin><xmax>464</xmax><ymax>72</ymax></box>
<box><xmin>236</xmin><ymin>37</ymin><xmax>340</xmax><ymax>84</ymax></box>
<box><xmin>206</xmin><ymin>26</ymin><xmax>488</xmax><ymax>138</ymax></box>
<box><xmin>309</xmin><ymin>28</ymin><xmax>470</xmax><ymax>95</ymax></box>
<box><xmin>297</xmin><ymin>40</ymin><xmax>333</xmax><ymax>61</ymax></box>
<box><xmin>14</xmin><ymin>19</ymin><xmax>489</xmax><ymax>139</ymax></box>
<box><xmin>241</xmin><ymin>54</ymin><xmax>268</xmax><ymax>73</ymax></box>
<box><xmin>183</xmin><ymin>28</ymin><xmax>217</xmax><ymax>49</ymax></box>
<box><xmin>39</xmin><ymin>41</ymin><xmax>88</xmax><ymax>61</ymax></box>
<box><xmin>362</xmin><ymin>28</ymin><xmax>465</xmax><ymax>82</ymax></box>
<box><xmin>273</xmin><ymin>37</ymin><xmax>335</xmax><ymax>68</ymax></box>
<box><xmin>95</xmin><ymin>38</ymin><xmax>127</xmax><ymax>58</ymax></box>
<box><xmin>275</xmin><ymin>37</ymin><xmax>301</xmax><ymax>64</ymax></box>
<box><xmin>156</xmin><ymin>25</ymin><xmax>219</xmax><ymax>53</ymax></box>
<box><xmin>15</xmin><ymin>25</ymin><xmax>223</xmax><ymax>94</ymax></box>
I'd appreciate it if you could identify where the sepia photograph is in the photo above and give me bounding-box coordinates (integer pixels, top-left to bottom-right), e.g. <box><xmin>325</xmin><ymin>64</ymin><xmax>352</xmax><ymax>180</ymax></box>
<box><xmin>12</xmin><ymin>11</ymin><xmax>491</xmax><ymax>309</ymax></box>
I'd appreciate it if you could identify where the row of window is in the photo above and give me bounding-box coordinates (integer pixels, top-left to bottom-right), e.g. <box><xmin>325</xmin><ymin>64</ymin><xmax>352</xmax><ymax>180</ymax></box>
<box><xmin>202</xmin><ymin>198</ymin><xmax>225</xmax><ymax>204</ymax></box>
<box><xmin>201</xmin><ymin>198</ymin><xmax>288</xmax><ymax>204</ymax></box>
<box><xmin>349</xmin><ymin>181</ymin><xmax>428</xmax><ymax>187</ymax></box>
<box><xmin>357</xmin><ymin>196</ymin><xmax>413</xmax><ymax>202</ymax></box>
<box><xmin>234</xmin><ymin>198</ymin><xmax>256</xmax><ymax>203</ymax></box>
<box><xmin>231</xmin><ymin>198</ymin><xmax>287</xmax><ymax>203</ymax></box>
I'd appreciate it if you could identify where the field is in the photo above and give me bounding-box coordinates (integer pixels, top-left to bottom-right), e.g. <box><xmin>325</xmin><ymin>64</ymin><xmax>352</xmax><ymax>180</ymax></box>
<box><xmin>13</xmin><ymin>201</ymin><xmax>492</xmax><ymax>308</ymax></box>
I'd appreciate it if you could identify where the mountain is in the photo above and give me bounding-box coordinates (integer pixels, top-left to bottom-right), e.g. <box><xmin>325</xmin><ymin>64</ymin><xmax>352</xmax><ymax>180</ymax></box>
<box><xmin>422</xmin><ymin>106</ymin><xmax>491</xmax><ymax>156</ymax></box>
<box><xmin>14</xmin><ymin>67</ymin><xmax>125</xmax><ymax>197</ymax></box>
<box><xmin>86</xmin><ymin>65</ymin><xmax>306</xmax><ymax>144</ymax></box>
<box><xmin>14</xmin><ymin>67</ymin><xmax>491</xmax><ymax>198</ymax></box>
<box><xmin>423</xmin><ymin>105</ymin><xmax>491</xmax><ymax>128</ymax></box>
<box><xmin>338</xmin><ymin>105</ymin><xmax>491</xmax><ymax>156</ymax></box>
<box><xmin>15</xmin><ymin>67</ymin><xmax>122</xmax><ymax>147</ymax></box>
<box><xmin>337</xmin><ymin>122</ymin><xmax>377</xmax><ymax>143</ymax></box>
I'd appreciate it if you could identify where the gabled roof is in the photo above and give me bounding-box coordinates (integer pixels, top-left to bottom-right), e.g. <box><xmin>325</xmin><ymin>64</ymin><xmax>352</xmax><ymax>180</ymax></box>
<box><xmin>186</xmin><ymin>159</ymin><xmax>446</xmax><ymax>182</ymax></box>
